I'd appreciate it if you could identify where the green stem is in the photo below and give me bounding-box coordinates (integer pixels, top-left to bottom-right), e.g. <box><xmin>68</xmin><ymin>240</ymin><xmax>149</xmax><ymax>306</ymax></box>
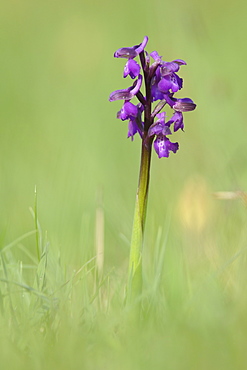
<box><xmin>127</xmin><ymin>135</ymin><xmax>153</xmax><ymax>302</ymax></box>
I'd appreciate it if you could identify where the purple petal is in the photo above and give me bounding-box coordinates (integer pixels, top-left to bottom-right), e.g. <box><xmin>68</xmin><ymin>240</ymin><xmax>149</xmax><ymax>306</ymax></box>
<box><xmin>151</xmin><ymin>80</ymin><xmax>165</xmax><ymax>101</ymax></box>
<box><xmin>170</xmin><ymin>74</ymin><xmax>183</xmax><ymax>92</ymax></box>
<box><xmin>109</xmin><ymin>88</ymin><xmax>133</xmax><ymax>102</ymax></box>
<box><xmin>149</xmin><ymin>112</ymin><xmax>164</xmax><ymax>134</ymax></box>
<box><xmin>148</xmin><ymin>112</ymin><xmax>171</xmax><ymax>137</ymax></box>
<box><xmin>161</xmin><ymin>62</ymin><xmax>180</xmax><ymax>75</ymax></box>
<box><xmin>114</xmin><ymin>47</ymin><xmax>137</xmax><ymax>59</ymax></box>
<box><xmin>170</xmin><ymin>111</ymin><xmax>184</xmax><ymax>131</ymax></box>
<box><xmin>134</xmin><ymin>36</ymin><xmax>149</xmax><ymax>55</ymax></box>
<box><xmin>150</xmin><ymin>51</ymin><xmax>162</xmax><ymax>62</ymax></box>
<box><xmin>158</xmin><ymin>74</ymin><xmax>182</xmax><ymax>93</ymax></box>
<box><xmin>124</xmin><ymin>59</ymin><xmax>140</xmax><ymax>79</ymax></box>
<box><xmin>173</xmin><ymin>59</ymin><xmax>186</xmax><ymax>65</ymax></box>
<box><xmin>130</xmin><ymin>74</ymin><xmax>143</xmax><ymax>95</ymax></box>
<box><xmin>148</xmin><ymin>123</ymin><xmax>171</xmax><ymax>137</ymax></box>
<box><xmin>173</xmin><ymin>98</ymin><xmax>196</xmax><ymax>112</ymax></box>
<box><xmin>166</xmin><ymin>139</ymin><xmax>179</xmax><ymax>155</ymax></box>
<box><xmin>118</xmin><ymin>101</ymin><xmax>138</xmax><ymax>120</ymax></box>
<box><xmin>162</xmin><ymin>93</ymin><xmax>175</xmax><ymax>108</ymax></box>
<box><xmin>148</xmin><ymin>123</ymin><xmax>163</xmax><ymax>136</ymax></box>
<box><xmin>154</xmin><ymin>136</ymin><xmax>179</xmax><ymax>158</ymax></box>
<box><xmin>127</xmin><ymin>118</ymin><xmax>140</xmax><ymax>140</ymax></box>
<box><xmin>114</xmin><ymin>36</ymin><xmax>148</xmax><ymax>59</ymax></box>
<box><xmin>158</xmin><ymin>76</ymin><xmax>173</xmax><ymax>92</ymax></box>
<box><xmin>109</xmin><ymin>75</ymin><xmax>142</xmax><ymax>102</ymax></box>
<box><xmin>156</xmin><ymin>112</ymin><xmax>166</xmax><ymax>123</ymax></box>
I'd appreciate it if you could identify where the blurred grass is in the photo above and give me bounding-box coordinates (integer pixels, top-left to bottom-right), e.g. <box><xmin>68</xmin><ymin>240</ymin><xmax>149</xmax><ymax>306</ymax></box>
<box><xmin>1</xmin><ymin>0</ymin><xmax>247</xmax><ymax>369</ymax></box>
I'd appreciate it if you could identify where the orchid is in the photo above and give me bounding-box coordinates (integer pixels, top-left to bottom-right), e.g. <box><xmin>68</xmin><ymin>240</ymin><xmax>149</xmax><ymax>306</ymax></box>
<box><xmin>108</xmin><ymin>37</ymin><xmax>196</xmax><ymax>305</ymax></box>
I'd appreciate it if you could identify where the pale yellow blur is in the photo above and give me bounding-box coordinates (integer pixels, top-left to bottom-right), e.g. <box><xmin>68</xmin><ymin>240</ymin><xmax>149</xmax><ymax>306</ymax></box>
<box><xmin>177</xmin><ymin>175</ymin><xmax>213</xmax><ymax>233</ymax></box>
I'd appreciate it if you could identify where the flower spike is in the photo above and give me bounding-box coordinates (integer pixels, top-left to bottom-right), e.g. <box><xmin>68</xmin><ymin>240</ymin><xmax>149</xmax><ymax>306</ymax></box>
<box><xmin>109</xmin><ymin>36</ymin><xmax>196</xmax><ymax>157</ymax></box>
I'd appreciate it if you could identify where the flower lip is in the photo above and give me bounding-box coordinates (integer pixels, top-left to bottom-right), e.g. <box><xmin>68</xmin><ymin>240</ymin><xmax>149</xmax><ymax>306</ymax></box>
<box><xmin>154</xmin><ymin>136</ymin><xmax>179</xmax><ymax>158</ymax></box>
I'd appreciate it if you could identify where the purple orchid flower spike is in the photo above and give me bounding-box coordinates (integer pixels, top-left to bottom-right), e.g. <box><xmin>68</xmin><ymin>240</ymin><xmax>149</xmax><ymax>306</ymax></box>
<box><xmin>109</xmin><ymin>36</ymin><xmax>196</xmax><ymax>157</ymax></box>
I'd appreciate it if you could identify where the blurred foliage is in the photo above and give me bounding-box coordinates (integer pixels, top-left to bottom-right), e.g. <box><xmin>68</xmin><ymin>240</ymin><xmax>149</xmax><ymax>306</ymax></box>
<box><xmin>0</xmin><ymin>0</ymin><xmax>247</xmax><ymax>369</ymax></box>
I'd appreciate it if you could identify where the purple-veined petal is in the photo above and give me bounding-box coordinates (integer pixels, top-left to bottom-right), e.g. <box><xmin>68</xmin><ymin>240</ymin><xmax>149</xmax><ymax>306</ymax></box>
<box><xmin>173</xmin><ymin>98</ymin><xmax>196</xmax><ymax>112</ymax></box>
<box><xmin>114</xmin><ymin>47</ymin><xmax>137</xmax><ymax>59</ymax></box>
<box><xmin>161</xmin><ymin>62</ymin><xmax>180</xmax><ymax>75</ymax></box>
<box><xmin>173</xmin><ymin>59</ymin><xmax>186</xmax><ymax>65</ymax></box>
<box><xmin>114</xmin><ymin>36</ymin><xmax>148</xmax><ymax>59</ymax></box>
<box><xmin>109</xmin><ymin>88</ymin><xmax>134</xmax><ymax>101</ymax></box>
<box><xmin>109</xmin><ymin>75</ymin><xmax>142</xmax><ymax>102</ymax></box>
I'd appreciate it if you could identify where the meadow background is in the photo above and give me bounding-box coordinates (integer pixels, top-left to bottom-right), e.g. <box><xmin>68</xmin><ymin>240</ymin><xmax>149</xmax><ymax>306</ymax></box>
<box><xmin>1</xmin><ymin>0</ymin><xmax>247</xmax><ymax>369</ymax></box>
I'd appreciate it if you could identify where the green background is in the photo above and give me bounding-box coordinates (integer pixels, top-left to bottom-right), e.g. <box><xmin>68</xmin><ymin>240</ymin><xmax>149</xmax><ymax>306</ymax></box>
<box><xmin>1</xmin><ymin>0</ymin><xmax>247</xmax><ymax>369</ymax></box>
